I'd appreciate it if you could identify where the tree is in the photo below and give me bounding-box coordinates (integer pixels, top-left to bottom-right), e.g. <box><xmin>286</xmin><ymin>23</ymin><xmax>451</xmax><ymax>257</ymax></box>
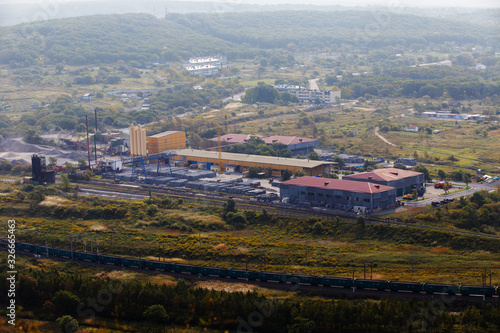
<box><xmin>56</xmin><ymin>315</ymin><xmax>78</xmax><ymax>333</ymax></box>
<box><xmin>52</xmin><ymin>291</ymin><xmax>80</xmax><ymax>315</ymax></box>
<box><xmin>413</xmin><ymin>165</ymin><xmax>431</xmax><ymax>182</ymax></box>
<box><xmin>294</xmin><ymin>169</ymin><xmax>305</xmax><ymax>178</ymax></box>
<box><xmin>333</xmin><ymin>155</ymin><xmax>345</xmax><ymax>170</ymax></box>
<box><xmin>437</xmin><ymin>169</ymin><xmax>447</xmax><ymax>181</ymax></box>
<box><xmin>77</xmin><ymin>158</ymin><xmax>87</xmax><ymax>169</ymax></box>
<box><xmin>48</xmin><ymin>157</ymin><xmax>57</xmax><ymax>167</ymax></box>
<box><xmin>281</xmin><ymin>169</ymin><xmax>292</xmax><ymax>181</ymax></box>
<box><xmin>313</xmin><ymin>222</ymin><xmax>323</xmax><ymax>234</ymax></box>
<box><xmin>307</xmin><ymin>151</ymin><xmax>320</xmax><ymax>160</ymax></box>
<box><xmin>289</xmin><ymin>317</ymin><xmax>315</xmax><ymax>333</ymax></box>
<box><xmin>222</xmin><ymin>198</ymin><xmax>236</xmax><ymax>220</ymax></box>
<box><xmin>393</xmin><ymin>163</ymin><xmax>407</xmax><ymax>170</ymax></box>
<box><xmin>463</xmin><ymin>173</ymin><xmax>471</xmax><ymax>188</ymax></box>
<box><xmin>60</xmin><ymin>174</ymin><xmax>71</xmax><ymax>192</ymax></box>
<box><xmin>0</xmin><ymin>160</ymin><xmax>12</xmax><ymax>171</ymax></box>
<box><xmin>143</xmin><ymin>304</ymin><xmax>169</xmax><ymax>323</ymax></box>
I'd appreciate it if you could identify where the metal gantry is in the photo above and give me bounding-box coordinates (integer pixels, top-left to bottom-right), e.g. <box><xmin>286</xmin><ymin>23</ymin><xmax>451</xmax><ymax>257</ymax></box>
<box><xmin>122</xmin><ymin>151</ymin><xmax>177</xmax><ymax>182</ymax></box>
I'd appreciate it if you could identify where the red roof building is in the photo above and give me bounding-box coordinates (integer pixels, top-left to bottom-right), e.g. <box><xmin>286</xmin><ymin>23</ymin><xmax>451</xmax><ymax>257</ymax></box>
<box><xmin>280</xmin><ymin>176</ymin><xmax>397</xmax><ymax>212</ymax></box>
<box><xmin>343</xmin><ymin>168</ymin><xmax>425</xmax><ymax>196</ymax></box>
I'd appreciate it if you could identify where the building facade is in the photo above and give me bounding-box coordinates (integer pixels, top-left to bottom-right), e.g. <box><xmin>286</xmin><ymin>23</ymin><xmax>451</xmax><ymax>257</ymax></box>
<box><xmin>147</xmin><ymin>131</ymin><xmax>186</xmax><ymax>154</ymax></box>
<box><xmin>280</xmin><ymin>176</ymin><xmax>397</xmax><ymax>212</ymax></box>
<box><xmin>343</xmin><ymin>168</ymin><xmax>424</xmax><ymax>196</ymax></box>
<box><xmin>172</xmin><ymin>149</ymin><xmax>332</xmax><ymax>176</ymax></box>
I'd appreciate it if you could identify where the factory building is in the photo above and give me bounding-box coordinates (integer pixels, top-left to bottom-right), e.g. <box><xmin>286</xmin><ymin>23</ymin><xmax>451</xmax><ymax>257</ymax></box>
<box><xmin>263</xmin><ymin>136</ymin><xmax>318</xmax><ymax>156</ymax></box>
<box><xmin>147</xmin><ymin>131</ymin><xmax>186</xmax><ymax>154</ymax></box>
<box><xmin>129</xmin><ymin>124</ymin><xmax>147</xmax><ymax>156</ymax></box>
<box><xmin>342</xmin><ymin>168</ymin><xmax>425</xmax><ymax>196</ymax></box>
<box><xmin>173</xmin><ymin>149</ymin><xmax>333</xmax><ymax>176</ymax></box>
<box><xmin>208</xmin><ymin>134</ymin><xmax>318</xmax><ymax>156</ymax></box>
<box><xmin>280</xmin><ymin>176</ymin><xmax>396</xmax><ymax>212</ymax></box>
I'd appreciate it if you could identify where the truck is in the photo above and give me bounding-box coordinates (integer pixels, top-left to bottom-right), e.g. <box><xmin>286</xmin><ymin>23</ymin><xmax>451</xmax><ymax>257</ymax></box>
<box><xmin>434</xmin><ymin>181</ymin><xmax>452</xmax><ymax>189</ymax></box>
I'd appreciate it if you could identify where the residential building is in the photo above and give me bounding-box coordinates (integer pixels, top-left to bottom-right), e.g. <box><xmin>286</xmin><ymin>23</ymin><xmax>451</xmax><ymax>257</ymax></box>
<box><xmin>404</xmin><ymin>125</ymin><xmax>419</xmax><ymax>132</ymax></box>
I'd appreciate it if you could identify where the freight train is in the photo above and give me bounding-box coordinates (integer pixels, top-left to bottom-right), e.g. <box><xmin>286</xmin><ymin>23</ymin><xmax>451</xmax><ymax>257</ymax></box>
<box><xmin>1</xmin><ymin>239</ymin><xmax>497</xmax><ymax>297</ymax></box>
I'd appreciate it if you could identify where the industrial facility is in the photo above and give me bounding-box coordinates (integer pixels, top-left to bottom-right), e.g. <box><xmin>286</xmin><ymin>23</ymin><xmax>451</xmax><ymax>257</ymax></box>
<box><xmin>129</xmin><ymin>124</ymin><xmax>147</xmax><ymax>156</ymax></box>
<box><xmin>280</xmin><ymin>176</ymin><xmax>397</xmax><ymax>212</ymax></box>
<box><xmin>209</xmin><ymin>134</ymin><xmax>319</xmax><ymax>156</ymax></box>
<box><xmin>147</xmin><ymin>131</ymin><xmax>186</xmax><ymax>154</ymax></box>
<box><xmin>172</xmin><ymin>149</ymin><xmax>333</xmax><ymax>176</ymax></box>
<box><xmin>342</xmin><ymin>168</ymin><xmax>425</xmax><ymax>196</ymax></box>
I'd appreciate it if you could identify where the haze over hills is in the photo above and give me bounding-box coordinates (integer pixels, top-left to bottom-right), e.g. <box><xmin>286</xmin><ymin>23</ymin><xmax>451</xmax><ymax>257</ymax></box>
<box><xmin>0</xmin><ymin>10</ymin><xmax>497</xmax><ymax>67</ymax></box>
<box><xmin>0</xmin><ymin>0</ymin><xmax>499</xmax><ymax>27</ymax></box>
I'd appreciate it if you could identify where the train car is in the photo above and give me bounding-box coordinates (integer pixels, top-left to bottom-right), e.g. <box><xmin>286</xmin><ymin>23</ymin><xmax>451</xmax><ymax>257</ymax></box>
<box><xmin>423</xmin><ymin>283</ymin><xmax>459</xmax><ymax>295</ymax></box>
<box><xmin>245</xmin><ymin>270</ymin><xmax>260</xmax><ymax>281</ymax></box>
<box><xmin>144</xmin><ymin>261</ymin><xmax>172</xmax><ymax>271</ymax></box>
<box><xmin>354</xmin><ymin>279</ymin><xmax>388</xmax><ymax>290</ymax></box>
<box><xmin>296</xmin><ymin>275</ymin><xmax>321</xmax><ymax>286</ymax></box>
<box><xmin>121</xmin><ymin>257</ymin><xmax>142</xmax><ymax>268</ymax></box>
<box><xmin>388</xmin><ymin>281</ymin><xmax>423</xmax><ymax>293</ymax></box>
<box><xmin>200</xmin><ymin>267</ymin><xmax>228</xmax><ymax>277</ymax></box>
<box><xmin>227</xmin><ymin>269</ymin><xmax>248</xmax><ymax>279</ymax></box>
<box><xmin>76</xmin><ymin>252</ymin><xmax>98</xmax><ymax>262</ymax></box>
<box><xmin>322</xmin><ymin>277</ymin><xmax>354</xmax><ymax>288</ymax></box>
<box><xmin>460</xmin><ymin>285</ymin><xmax>496</xmax><ymax>297</ymax></box>
<box><xmin>259</xmin><ymin>272</ymin><xmax>285</xmax><ymax>282</ymax></box>
<box><xmin>99</xmin><ymin>254</ymin><xmax>123</xmax><ymax>266</ymax></box>
<box><xmin>17</xmin><ymin>242</ymin><xmax>36</xmax><ymax>252</ymax></box>
<box><xmin>53</xmin><ymin>248</ymin><xmax>73</xmax><ymax>259</ymax></box>
<box><xmin>172</xmin><ymin>264</ymin><xmax>200</xmax><ymax>275</ymax></box>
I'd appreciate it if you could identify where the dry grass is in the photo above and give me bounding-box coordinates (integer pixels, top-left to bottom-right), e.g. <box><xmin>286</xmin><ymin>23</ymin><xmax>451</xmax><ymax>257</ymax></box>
<box><xmin>196</xmin><ymin>280</ymin><xmax>257</xmax><ymax>293</ymax></box>
<box><xmin>38</xmin><ymin>196</ymin><xmax>72</xmax><ymax>207</ymax></box>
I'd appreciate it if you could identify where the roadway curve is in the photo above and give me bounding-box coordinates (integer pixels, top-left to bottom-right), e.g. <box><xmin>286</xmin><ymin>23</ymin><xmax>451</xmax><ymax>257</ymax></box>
<box><xmin>374</xmin><ymin>126</ymin><xmax>396</xmax><ymax>146</ymax></box>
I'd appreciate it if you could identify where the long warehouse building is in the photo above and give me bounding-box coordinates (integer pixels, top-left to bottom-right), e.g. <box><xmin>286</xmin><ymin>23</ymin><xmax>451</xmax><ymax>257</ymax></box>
<box><xmin>280</xmin><ymin>176</ymin><xmax>397</xmax><ymax>212</ymax></box>
<box><xmin>173</xmin><ymin>149</ymin><xmax>333</xmax><ymax>176</ymax></box>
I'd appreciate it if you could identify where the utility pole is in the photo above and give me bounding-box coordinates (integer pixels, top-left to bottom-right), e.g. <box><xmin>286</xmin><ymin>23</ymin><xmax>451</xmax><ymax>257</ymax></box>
<box><xmin>364</xmin><ymin>262</ymin><xmax>366</xmax><ymax>279</ymax></box>
<box><xmin>86</xmin><ymin>115</ymin><xmax>91</xmax><ymax>169</ymax></box>
<box><xmin>370</xmin><ymin>262</ymin><xmax>373</xmax><ymax>280</ymax></box>
<box><xmin>94</xmin><ymin>108</ymin><xmax>98</xmax><ymax>163</ymax></box>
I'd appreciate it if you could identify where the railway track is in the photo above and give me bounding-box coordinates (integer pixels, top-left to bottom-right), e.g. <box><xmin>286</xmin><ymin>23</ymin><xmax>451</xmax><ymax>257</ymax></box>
<box><xmin>2</xmin><ymin>240</ymin><xmax>498</xmax><ymax>304</ymax></box>
<box><xmin>75</xmin><ymin>180</ymin><xmax>500</xmax><ymax>240</ymax></box>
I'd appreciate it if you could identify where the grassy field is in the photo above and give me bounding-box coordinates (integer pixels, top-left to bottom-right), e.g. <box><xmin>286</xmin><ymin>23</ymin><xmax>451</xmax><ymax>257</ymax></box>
<box><xmin>2</xmin><ymin>182</ymin><xmax>498</xmax><ymax>287</ymax></box>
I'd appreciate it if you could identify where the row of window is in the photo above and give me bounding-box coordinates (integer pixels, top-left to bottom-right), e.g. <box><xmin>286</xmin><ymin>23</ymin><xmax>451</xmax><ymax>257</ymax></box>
<box><xmin>299</xmin><ymin>191</ymin><xmax>370</xmax><ymax>203</ymax></box>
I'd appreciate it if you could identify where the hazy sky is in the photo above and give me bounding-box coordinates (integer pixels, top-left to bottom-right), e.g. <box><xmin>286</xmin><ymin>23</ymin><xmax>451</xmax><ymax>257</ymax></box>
<box><xmin>0</xmin><ymin>0</ymin><xmax>499</xmax><ymax>8</ymax></box>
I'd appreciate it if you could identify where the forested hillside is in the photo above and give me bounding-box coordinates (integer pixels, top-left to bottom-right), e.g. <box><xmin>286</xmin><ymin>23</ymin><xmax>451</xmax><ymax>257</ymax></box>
<box><xmin>169</xmin><ymin>10</ymin><xmax>497</xmax><ymax>50</ymax></box>
<box><xmin>0</xmin><ymin>11</ymin><xmax>497</xmax><ymax>67</ymax></box>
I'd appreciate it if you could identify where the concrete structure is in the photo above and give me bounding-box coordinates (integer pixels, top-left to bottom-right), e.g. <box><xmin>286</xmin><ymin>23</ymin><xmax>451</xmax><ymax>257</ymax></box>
<box><xmin>147</xmin><ymin>131</ymin><xmax>186</xmax><ymax>154</ymax></box>
<box><xmin>129</xmin><ymin>124</ymin><xmax>147</xmax><ymax>156</ymax></box>
<box><xmin>273</xmin><ymin>85</ymin><xmax>341</xmax><ymax>104</ymax></box>
<box><xmin>263</xmin><ymin>136</ymin><xmax>318</xmax><ymax>156</ymax></box>
<box><xmin>280</xmin><ymin>176</ymin><xmax>396</xmax><ymax>212</ymax></box>
<box><xmin>185</xmin><ymin>64</ymin><xmax>219</xmax><ymax>77</ymax></box>
<box><xmin>343</xmin><ymin>167</ymin><xmax>424</xmax><ymax>196</ymax></box>
<box><xmin>173</xmin><ymin>149</ymin><xmax>333</xmax><ymax>176</ymax></box>
<box><xmin>183</xmin><ymin>55</ymin><xmax>228</xmax><ymax>77</ymax></box>
<box><xmin>421</xmin><ymin>112</ymin><xmax>484</xmax><ymax>121</ymax></box>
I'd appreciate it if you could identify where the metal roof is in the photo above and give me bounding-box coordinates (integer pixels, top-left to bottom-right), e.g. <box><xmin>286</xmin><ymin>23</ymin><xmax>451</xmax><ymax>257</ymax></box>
<box><xmin>263</xmin><ymin>135</ymin><xmax>318</xmax><ymax>146</ymax></box>
<box><xmin>175</xmin><ymin>149</ymin><xmax>332</xmax><ymax>169</ymax></box>
<box><xmin>282</xmin><ymin>176</ymin><xmax>395</xmax><ymax>194</ymax></box>
<box><xmin>148</xmin><ymin>131</ymin><xmax>183</xmax><ymax>139</ymax></box>
<box><xmin>343</xmin><ymin>168</ymin><xmax>423</xmax><ymax>182</ymax></box>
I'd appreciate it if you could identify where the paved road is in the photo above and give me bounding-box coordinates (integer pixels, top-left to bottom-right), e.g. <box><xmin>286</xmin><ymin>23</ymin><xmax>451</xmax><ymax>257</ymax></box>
<box><xmin>309</xmin><ymin>78</ymin><xmax>320</xmax><ymax>90</ymax></box>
